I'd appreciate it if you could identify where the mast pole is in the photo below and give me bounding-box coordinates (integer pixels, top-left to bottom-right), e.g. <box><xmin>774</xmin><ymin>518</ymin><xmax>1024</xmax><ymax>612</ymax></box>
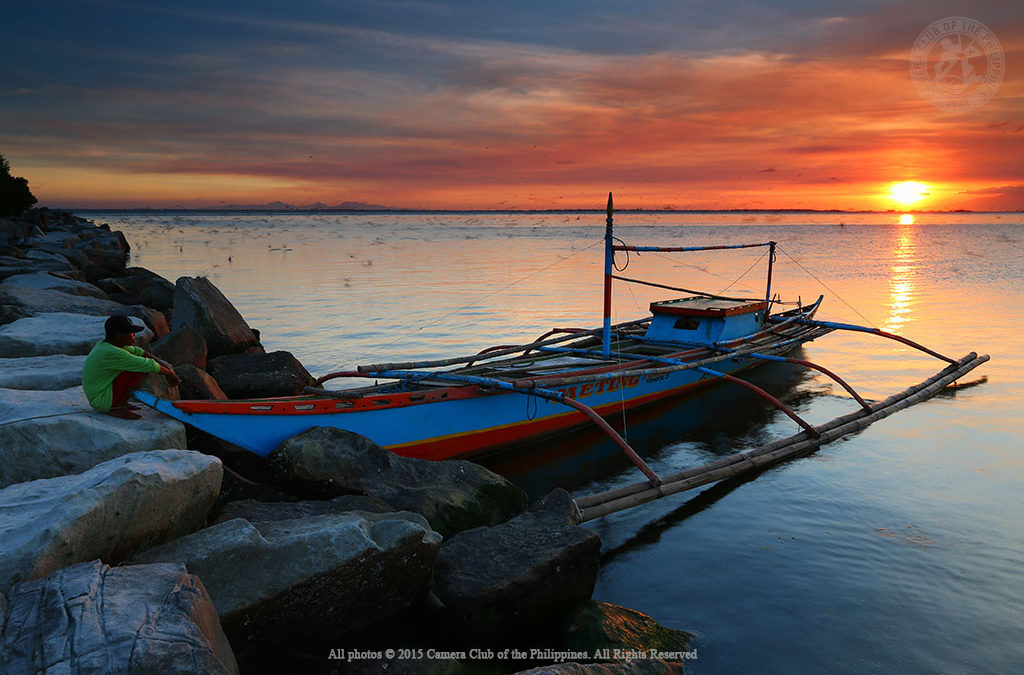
<box><xmin>764</xmin><ymin>240</ymin><xmax>777</xmax><ymax>321</ymax></box>
<box><xmin>602</xmin><ymin>192</ymin><xmax>614</xmax><ymax>357</ymax></box>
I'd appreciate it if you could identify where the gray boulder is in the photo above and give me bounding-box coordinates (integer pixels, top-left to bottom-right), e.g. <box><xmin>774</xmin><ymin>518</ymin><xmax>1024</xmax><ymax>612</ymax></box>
<box><xmin>0</xmin><ymin>271</ymin><xmax>108</xmax><ymax>299</ymax></box>
<box><xmin>133</xmin><ymin>512</ymin><xmax>441</xmax><ymax>648</ymax></box>
<box><xmin>176</xmin><ymin>364</ymin><xmax>227</xmax><ymax>400</ymax></box>
<box><xmin>76</xmin><ymin>239</ymin><xmax>130</xmax><ymax>281</ymax></box>
<box><xmin>0</xmin><ymin>449</ymin><xmax>222</xmax><ymax>591</ymax></box>
<box><xmin>432</xmin><ymin>489</ymin><xmax>601</xmax><ymax>633</ymax></box>
<box><xmin>153</xmin><ymin>323</ymin><xmax>208</xmax><ymax>368</ymax></box>
<box><xmin>0</xmin><ymin>386</ymin><xmax>187</xmax><ymax>488</ymax></box>
<box><xmin>0</xmin><ymin>261</ymin><xmax>79</xmax><ymax>283</ymax></box>
<box><xmin>0</xmin><ymin>285</ymin><xmax>126</xmax><ymax>321</ymax></box>
<box><xmin>0</xmin><ymin>312</ymin><xmax>154</xmax><ymax>357</ymax></box>
<box><xmin>212</xmin><ymin>495</ymin><xmax>395</xmax><ymax>525</ymax></box>
<box><xmin>0</xmin><ymin>355</ymin><xmax>86</xmax><ymax>390</ymax></box>
<box><xmin>100</xmin><ymin>268</ymin><xmax>176</xmax><ymax>312</ymax></box>
<box><xmin>207</xmin><ymin>350</ymin><xmax>315</xmax><ymax>398</ymax></box>
<box><xmin>0</xmin><ymin>216</ymin><xmax>31</xmax><ymax>245</ymax></box>
<box><xmin>172</xmin><ymin>276</ymin><xmax>259</xmax><ymax>357</ymax></box>
<box><xmin>0</xmin><ymin>560</ymin><xmax>238</xmax><ymax>674</ymax></box>
<box><xmin>270</xmin><ymin>427</ymin><xmax>528</xmax><ymax>537</ymax></box>
<box><xmin>22</xmin><ymin>249</ymin><xmax>72</xmax><ymax>266</ymax></box>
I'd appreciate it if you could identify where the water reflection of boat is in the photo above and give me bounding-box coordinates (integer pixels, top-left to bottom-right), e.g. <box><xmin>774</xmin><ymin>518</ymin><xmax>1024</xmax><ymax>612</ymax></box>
<box><xmin>483</xmin><ymin>356</ymin><xmax>814</xmax><ymax>498</ymax></box>
<box><xmin>137</xmin><ymin>194</ymin><xmax>987</xmax><ymax>496</ymax></box>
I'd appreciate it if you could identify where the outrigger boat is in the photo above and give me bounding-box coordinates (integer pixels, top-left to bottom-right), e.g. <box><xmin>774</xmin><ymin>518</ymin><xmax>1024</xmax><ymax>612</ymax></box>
<box><xmin>136</xmin><ymin>195</ymin><xmax>985</xmax><ymax>484</ymax></box>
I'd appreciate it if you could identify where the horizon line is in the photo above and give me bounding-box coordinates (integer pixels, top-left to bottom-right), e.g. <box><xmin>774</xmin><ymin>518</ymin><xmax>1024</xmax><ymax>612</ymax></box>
<box><xmin>60</xmin><ymin>206</ymin><xmax>1021</xmax><ymax>215</ymax></box>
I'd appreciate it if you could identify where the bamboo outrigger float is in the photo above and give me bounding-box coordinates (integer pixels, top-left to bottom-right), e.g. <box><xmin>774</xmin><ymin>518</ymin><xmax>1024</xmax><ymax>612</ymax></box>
<box><xmin>136</xmin><ymin>194</ymin><xmax>989</xmax><ymax>518</ymax></box>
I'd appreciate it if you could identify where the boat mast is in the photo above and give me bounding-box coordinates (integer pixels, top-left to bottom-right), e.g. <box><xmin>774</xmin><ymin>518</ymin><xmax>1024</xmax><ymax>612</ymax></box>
<box><xmin>602</xmin><ymin>192</ymin><xmax>614</xmax><ymax>357</ymax></box>
<box><xmin>764</xmin><ymin>240</ymin><xmax>777</xmax><ymax>320</ymax></box>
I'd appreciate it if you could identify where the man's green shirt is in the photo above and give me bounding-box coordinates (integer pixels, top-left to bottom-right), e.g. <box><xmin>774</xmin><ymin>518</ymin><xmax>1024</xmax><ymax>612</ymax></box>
<box><xmin>81</xmin><ymin>340</ymin><xmax>160</xmax><ymax>412</ymax></box>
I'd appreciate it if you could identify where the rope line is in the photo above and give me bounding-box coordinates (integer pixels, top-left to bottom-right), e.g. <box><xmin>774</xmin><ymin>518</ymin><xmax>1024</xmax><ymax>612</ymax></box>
<box><xmin>0</xmin><ymin>410</ymin><xmax>95</xmax><ymax>427</ymax></box>
<box><xmin>718</xmin><ymin>249</ymin><xmax>769</xmax><ymax>295</ymax></box>
<box><xmin>350</xmin><ymin>239</ymin><xmax>603</xmax><ymax>364</ymax></box>
<box><xmin>777</xmin><ymin>246</ymin><xmax>877</xmax><ymax>328</ymax></box>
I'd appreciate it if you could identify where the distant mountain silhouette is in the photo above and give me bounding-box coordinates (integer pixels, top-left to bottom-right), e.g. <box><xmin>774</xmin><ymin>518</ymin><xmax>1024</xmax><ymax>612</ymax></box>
<box><xmin>212</xmin><ymin>200</ymin><xmax>396</xmax><ymax>211</ymax></box>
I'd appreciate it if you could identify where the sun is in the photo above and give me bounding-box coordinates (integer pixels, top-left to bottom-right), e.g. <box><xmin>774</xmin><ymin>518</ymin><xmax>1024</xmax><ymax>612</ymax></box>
<box><xmin>889</xmin><ymin>181</ymin><xmax>929</xmax><ymax>208</ymax></box>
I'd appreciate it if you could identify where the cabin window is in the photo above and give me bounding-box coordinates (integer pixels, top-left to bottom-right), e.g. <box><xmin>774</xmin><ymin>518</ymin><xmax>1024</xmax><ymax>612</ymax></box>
<box><xmin>674</xmin><ymin>316</ymin><xmax>701</xmax><ymax>330</ymax></box>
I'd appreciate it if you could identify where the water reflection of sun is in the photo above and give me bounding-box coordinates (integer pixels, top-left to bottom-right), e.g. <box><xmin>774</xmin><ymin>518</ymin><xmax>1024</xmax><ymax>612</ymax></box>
<box><xmin>885</xmin><ymin>225</ymin><xmax>918</xmax><ymax>333</ymax></box>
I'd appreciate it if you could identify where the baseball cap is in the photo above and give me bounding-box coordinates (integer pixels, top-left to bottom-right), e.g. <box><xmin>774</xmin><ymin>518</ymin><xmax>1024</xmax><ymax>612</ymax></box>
<box><xmin>105</xmin><ymin>315</ymin><xmax>145</xmax><ymax>334</ymax></box>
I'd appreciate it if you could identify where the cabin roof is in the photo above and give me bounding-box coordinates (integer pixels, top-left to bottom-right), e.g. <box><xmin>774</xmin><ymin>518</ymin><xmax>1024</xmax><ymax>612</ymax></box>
<box><xmin>650</xmin><ymin>296</ymin><xmax>768</xmax><ymax>317</ymax></box>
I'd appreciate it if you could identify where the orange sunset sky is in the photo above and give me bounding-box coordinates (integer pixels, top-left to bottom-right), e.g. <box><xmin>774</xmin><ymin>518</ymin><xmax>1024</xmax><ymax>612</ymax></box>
<box><xmin>2</xmin><ymin>1</ymin><xmax>1022</xmax><ymax>211</ymax></box>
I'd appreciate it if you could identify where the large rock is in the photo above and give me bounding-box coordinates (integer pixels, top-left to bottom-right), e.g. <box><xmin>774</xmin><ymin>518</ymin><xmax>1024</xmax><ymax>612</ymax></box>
<box><xmin>0</xmin><ymin>216</ymin><xmax>32</xmax><ymax>245</ymax></box>
<box><xmin>176</xmin><ymin>364</ymin><xmax>227</xmax><ymax>400</ymax></box>
<box><xmin>207</xmin><ymin>351</ymin><xmax>315</xmax><ymax>398</ymax></box>
<box><xmin>0</xmin><ymin>271</ymin><xmax>108</xmax><ymax>299</ymax></box>
<box><xmin>172</xmin><ymin>276</ymin><xmax>259</xmax><ymax>357</ymax></box>
<box><xmin>0</xmin><ymin>312</ymin><xmax>154</xmax><ymax>357</ymax></box>
<box><xmin>0</xmin><ymin>261</ymin><xmax>79</xmax><ymax>283</ymax></box>
<box><xmin>0</xmin><ymin>285</ymin><xmax>126</xmax><ymax>321</ymax></box>
<box><xmin>0</xmin><ymin>386</ymin><xmax>187</xmax><ymax>488</ymax></box>
<box><xmin>122</xmin><ymin>304</ymin><xmax>171</xmax><ymax>338</ymax></box>
<box><xmin>270</xmin><ymin>427</ymin><xmax>528</xmax><ymax>537</ymax></box>
<box><xmin>99</xmin><ymin>268</ymin><xmax>176</xmax><ymax>312</ymax></box>
<box><xmin>432</xmin><ymin>489</ymin><xmax>601</xmax><ymax>633</ymax></box>
<box><xmin>0</xmin><ymin>560</ymin><xmax>237</xmax><ymax>674</ymax></box>
<box><xmin>0</xmin><ymin>355</ymin><xmax>86</xmax><ymax>390</ymax></box>
<box><xmin>0</xmin><ymin>449</ymin><xmax>222</xmax><ymax>591</ymax></box>
<box><xmin>76</xmin><ymin>238</ymin><xmax>130</xmax><ymax>281</ymax></box>
<box><xmin>211</xmin><ymin>495</ymin><xmax>395</xmax><ymax>526</ymax></box>
<box><xmin>153</xmin><ymin>323</ymin><xmax>208</xmax><ymax>368</ymax></box>
<box><xmin>133</xmin><ymin>512</ymin><xmax>442</xmax><ymax>648</ymax></box>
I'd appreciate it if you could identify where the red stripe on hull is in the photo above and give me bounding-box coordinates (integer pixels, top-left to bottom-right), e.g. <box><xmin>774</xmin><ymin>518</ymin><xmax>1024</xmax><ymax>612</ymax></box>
<box><xmin>388</xmin><ymin>374</ymin><xmax>719</xmax><ymax>461</ymax></box>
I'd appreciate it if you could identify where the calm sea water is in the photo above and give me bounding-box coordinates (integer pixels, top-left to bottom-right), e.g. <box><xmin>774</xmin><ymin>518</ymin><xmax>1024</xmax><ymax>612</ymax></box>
<box><xmin>94</xmin><ymin>210</ymin><xmax>1022</xmax><ymax>674</ymax></box>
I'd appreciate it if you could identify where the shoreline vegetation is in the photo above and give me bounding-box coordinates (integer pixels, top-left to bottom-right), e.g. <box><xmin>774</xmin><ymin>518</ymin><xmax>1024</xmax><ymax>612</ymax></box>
<box><xmin>0</xmin><ymin>205</ymin><xmax>695</xmax><ymax>674</ymax></box>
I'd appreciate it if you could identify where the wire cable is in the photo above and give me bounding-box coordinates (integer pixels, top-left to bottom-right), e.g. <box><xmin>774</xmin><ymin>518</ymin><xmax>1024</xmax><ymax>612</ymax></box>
<box><xmin>777</xmin><ymin>246</ymin><xmax>877</xmax><ymax>328</ymax></box>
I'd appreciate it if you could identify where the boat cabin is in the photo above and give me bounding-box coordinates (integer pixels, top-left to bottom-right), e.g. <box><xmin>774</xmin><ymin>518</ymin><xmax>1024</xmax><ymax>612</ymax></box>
<box><xmin>644</xmin><ymin>296</ymin><xmax>768</xmax><ymax>345</ymax></box>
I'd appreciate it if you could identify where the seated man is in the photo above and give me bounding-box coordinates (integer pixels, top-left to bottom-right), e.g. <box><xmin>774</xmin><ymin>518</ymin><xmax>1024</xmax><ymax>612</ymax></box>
<box><xmin>82</xmin><ymin>315</ymin><xmax>180</xmax><ymax>419</ymax></box>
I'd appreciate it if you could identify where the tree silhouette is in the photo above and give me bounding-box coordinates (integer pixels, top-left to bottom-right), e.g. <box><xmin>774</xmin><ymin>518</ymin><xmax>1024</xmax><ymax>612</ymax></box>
<box><xmin>0</xmin><ymin>154</ymin><xmax>38</xmax><ymax>217</ymax></box>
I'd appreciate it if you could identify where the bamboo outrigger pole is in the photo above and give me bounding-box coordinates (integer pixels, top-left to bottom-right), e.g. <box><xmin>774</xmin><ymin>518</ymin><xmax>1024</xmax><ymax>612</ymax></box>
<box><xmin>573</xmin><ymin>351</ymin><xmax>989</xmax><ymax>522</ymax></box>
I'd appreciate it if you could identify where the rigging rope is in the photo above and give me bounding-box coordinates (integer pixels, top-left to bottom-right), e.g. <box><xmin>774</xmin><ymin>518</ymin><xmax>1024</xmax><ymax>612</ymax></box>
<box><xmin>717</xmin><ymin>248</ymin><xmax>769</xmax><ymax>295</ymax></box>
<box><xmin>777</xmin><ymin>246</ymin><xmax>877</xmax><ymax>328</ymax></box>
<box><xmin>349</xmin><ymin>239</ymin><xmax>603</xmax><ymax>365</ymax></box>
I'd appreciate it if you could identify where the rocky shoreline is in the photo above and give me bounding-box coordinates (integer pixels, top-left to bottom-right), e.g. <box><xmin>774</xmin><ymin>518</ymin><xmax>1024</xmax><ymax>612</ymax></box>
<box><xmin>0</xmin><ymin>208</ymin><xmax>695</xmax><ymax>674</ymax></box>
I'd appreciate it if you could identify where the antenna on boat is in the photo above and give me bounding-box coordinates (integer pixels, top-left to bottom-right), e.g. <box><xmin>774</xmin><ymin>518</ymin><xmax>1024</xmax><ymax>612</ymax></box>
<box><xmin>602</xmin><ymin>192</ymin><xmax>614</xmax><ymax>357</ymax></box>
